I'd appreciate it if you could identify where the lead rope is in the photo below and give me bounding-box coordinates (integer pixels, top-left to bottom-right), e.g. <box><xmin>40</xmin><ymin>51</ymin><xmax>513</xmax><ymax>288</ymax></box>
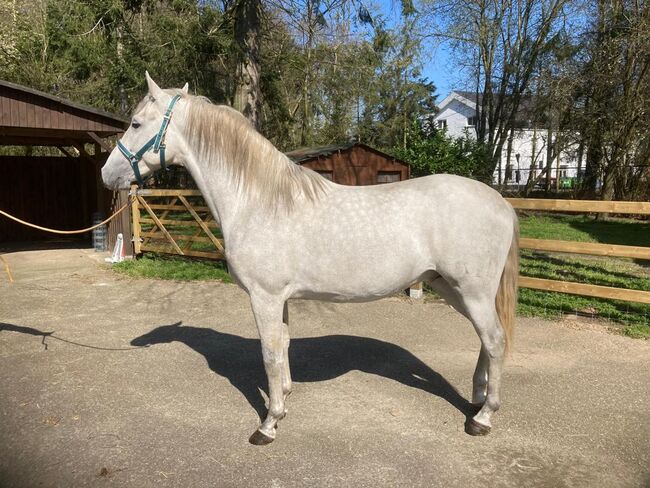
<box><xmin>0</xmin><ymin>196</ymin><xmax>133</xmax><ymax>235</ymax></box>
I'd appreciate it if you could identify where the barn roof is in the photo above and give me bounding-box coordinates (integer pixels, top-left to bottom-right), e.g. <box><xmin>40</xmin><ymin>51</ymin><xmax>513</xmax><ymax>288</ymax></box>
<box><xmin>0</xmin><ymin>79</ymin><xmax>129</xmax><ymax>146</ymax></box>
<box><xmin>286</xmin><ymin>142</ymin><xmax>407</xmax><ymax>165</ymax></box>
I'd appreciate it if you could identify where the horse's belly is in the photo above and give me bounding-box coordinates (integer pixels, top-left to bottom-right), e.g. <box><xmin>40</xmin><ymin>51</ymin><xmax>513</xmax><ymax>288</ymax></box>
<box><xmin>288</xmin><ymin>247</ymin><xmax>434</xmax><ymax>301</ymax></box>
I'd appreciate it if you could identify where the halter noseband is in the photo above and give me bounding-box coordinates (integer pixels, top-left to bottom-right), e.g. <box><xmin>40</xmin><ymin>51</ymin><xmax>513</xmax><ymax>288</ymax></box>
<box><xmin>117</xmin><ymin>94</ymin><xmax>181</xmax><ymax>186</ymax></box>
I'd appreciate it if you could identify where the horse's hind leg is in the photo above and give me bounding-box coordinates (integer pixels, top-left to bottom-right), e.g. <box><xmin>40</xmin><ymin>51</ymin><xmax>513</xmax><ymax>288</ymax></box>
<box><xmin>248</xmin><ymin>292</ymin><xmax>288</xmax><ymax>445</ymax></box>
<box><xmin>282</xmin><ymin>302</ymin><xmax>292</xmax><ymax>402</ymax></box>
<box><xmin>472</xmin><ymin>346</ymin><xmax>489</xmax><ymax>407</ymax></box>
<box><xmin>427</xmin><ymin>277</ymin><xmax>489</xmax><ymax>411</ymax></box>
<box><xmin>462</xmin><ymin>295</ymin><xmax>506</xmax><ymax>436</ymax></box>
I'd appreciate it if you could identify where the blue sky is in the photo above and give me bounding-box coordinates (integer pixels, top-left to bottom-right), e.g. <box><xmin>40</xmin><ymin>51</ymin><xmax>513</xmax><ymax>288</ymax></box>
<box><xmin>422</xmin><ymin>45</ymin><xmax>454</xmax><ymax>100</ymax></box>
<box><xmin>372</xmin><ymin>0</ymin><xmax>456</xmax><ymax>100</ymax></box>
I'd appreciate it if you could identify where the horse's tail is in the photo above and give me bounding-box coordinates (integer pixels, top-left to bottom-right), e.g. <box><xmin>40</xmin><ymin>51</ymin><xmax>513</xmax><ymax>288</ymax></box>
<box><xmin>496</xmin><ymin>213</ymin><xmax>519</xmax><ymax>354</ymax></box>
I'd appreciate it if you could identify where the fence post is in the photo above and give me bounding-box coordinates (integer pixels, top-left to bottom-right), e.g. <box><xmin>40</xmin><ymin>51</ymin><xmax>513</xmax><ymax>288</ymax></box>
<box><xmin>409</xmin><ymin>281</ymin><xmax>423</xmax><ymax>299</ymax></box>
<box><xmin>131</xmin><ymin>185</ymin><xmax>141</xmax><ymax>255</ymax></box>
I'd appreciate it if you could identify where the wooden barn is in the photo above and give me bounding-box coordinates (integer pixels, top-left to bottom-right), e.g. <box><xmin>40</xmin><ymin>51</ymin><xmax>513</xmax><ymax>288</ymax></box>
<box><xmin>0</xmin><ymin>80</ymin><xmax>130</xmax><ymax>248</ymax></box>
<box><xmin>286</xmin><ymin>142</ymin><xmax>410</xmax><ymax>185</ymax></box>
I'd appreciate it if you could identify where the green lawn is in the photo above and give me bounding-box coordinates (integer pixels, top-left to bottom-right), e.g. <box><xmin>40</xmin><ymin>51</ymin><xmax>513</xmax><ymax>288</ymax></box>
<box><xmin>113</xmin><ymin>254</ymin><xmax>231</xmax><ymax>282</ymax></box>
<box><xmin>520</xmin><ymin>214</ymin><xmax>650</xmax><ymax>247</ymax></box>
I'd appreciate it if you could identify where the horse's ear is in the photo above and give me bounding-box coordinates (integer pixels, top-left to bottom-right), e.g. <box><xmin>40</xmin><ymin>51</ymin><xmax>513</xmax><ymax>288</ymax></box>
<box><xmin>145</xmin><ymin>71</ymin><xmax>164</xmax><ymax>100</ymax></box>
<box><xmin>181</xmin><ymin>82</ymin><xmax>189</xmax><ymax>94</ymax></box>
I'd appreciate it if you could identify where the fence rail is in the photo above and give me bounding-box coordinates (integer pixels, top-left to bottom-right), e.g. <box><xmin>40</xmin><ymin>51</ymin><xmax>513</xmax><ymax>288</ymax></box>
<box><xmin>506</xmin><ymin>197</ymin><xmax>649</xmax><ymax>304</ymax></box>
<box><xmin>506</xmin><ymin>198</ymin><xmax>650</xmax><ymax>215</ymax></box>
<box><xmin>518</xmin><ymin>238</ymin><xmax>650</xmax><ymax>260</ymax></box>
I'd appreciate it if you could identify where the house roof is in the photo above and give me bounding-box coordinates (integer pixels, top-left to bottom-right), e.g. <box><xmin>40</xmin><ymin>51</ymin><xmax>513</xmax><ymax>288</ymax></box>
<box><xmin>0</xmin><ymin>79</ymin><xmax>129</xmax><ymax>146</ymax></box>
<box><xmin>435</xmin><ymin>89</ymin><xmax>538</xmax><ymax>127</ymax></box>
<box><xmin>286</xmin><ymin>142</ymin><xmax>407</xmax><ymax>165</ymax></box>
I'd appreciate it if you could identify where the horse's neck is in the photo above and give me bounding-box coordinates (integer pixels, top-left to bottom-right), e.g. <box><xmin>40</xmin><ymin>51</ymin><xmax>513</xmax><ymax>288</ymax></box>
<box><xmin>182</xmin><ymin>137</ymin><xmax>288</xmax><ymax>241</ymax></box>
<box><xmin>182</xmin><ymin>153</ymin><xmax>242</xmax><ymax>239</ymax></box>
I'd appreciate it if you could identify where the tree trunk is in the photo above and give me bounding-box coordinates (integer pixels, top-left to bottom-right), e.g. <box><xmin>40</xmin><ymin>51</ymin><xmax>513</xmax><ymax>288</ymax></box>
<box><xmin>504</xmin><ymin>128</ymin><xmax>514</xmax><ymax>186</ymax></box>
<box><xmin>523</xmin><ymin>126</ymin><xmax>538</xmax><ymax>197</ymax></box>
<box><xmin>544</xmin><ymin>127</ymin><xmax>555</xmax><ymax>194</ymax></box>
<box><xmin>581</xmin><ymin>136</ymin><xmax>602</xmax><ymax>198</ymax></box>
<box><xmin>300</xmin><ymin>3</ymin><xmax>315</xmax><ymax>146</ymax></box>
<box><xmin>233</xmin><ymin>0</ymin><xmax>262</xmax><ymax>130</ymax></box>
<box><xmin>116</xmin><ymin>24</ymin><xmax>128</xmax><ymax>115</ymax></box>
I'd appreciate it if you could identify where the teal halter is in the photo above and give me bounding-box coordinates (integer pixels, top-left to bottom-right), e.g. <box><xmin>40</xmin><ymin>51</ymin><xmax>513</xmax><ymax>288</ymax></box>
<box><xmin>117</xmin><ymin>94</ymin><xmax>181</xmax><ymax>186</ymax></box>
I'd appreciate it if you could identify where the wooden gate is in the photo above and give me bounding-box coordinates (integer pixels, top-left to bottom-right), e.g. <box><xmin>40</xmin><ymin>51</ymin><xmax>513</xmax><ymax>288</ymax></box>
<box><xmin>130</xmin><ymin>186</ymin><xmax>224</xmax><ymax>260</ymax></box>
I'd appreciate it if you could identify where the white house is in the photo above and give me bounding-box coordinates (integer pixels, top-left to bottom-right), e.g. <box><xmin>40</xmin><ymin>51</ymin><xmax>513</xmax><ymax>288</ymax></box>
<box><xmin>433</xmin><ymin>90</ymin><xmax>582</xmax><ymax>187</ymax></box>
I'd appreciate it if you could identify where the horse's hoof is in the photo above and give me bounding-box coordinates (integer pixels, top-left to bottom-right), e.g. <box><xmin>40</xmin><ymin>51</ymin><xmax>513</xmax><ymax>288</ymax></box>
<box><xmin>249</xmin><ymin>429</ymin><xmax>275</xmax><ymax>445</ymax></box>
<box><xmin>465</xmin><ymin>418</ymin><xmax>491</xmax><ymax>436</ymax></box>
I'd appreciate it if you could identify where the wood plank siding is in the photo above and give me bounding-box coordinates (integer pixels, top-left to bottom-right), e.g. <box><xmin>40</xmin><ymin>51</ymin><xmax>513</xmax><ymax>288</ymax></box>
<box><xmin>0</xmin><ymin>156</ymin><xmax>95</xmax><ymax>241</ymax></box>
<box><xmin>0</xmin><ymin>80</ymin><xmax>130</xmax><ymax>247</ymax></box>
<box><xmin>287</xmin><ymin>143</ymin><xmax>410</xmax><ymax>186</ymax></box>
<box><xmin>0</xmin><ymin>80</ymin><xmax>127</xmax><ymax>145</ymax></box>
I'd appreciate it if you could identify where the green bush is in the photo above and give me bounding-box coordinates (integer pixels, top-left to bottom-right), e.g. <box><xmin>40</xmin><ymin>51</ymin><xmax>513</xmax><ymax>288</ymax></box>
<box><xmin>391</xmin><ymin>121</ymin><xmax>491</xmax><ymax>181</ymax></box>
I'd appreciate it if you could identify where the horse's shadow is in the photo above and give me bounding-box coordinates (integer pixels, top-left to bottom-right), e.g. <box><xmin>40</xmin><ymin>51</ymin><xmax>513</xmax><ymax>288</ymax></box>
<box><xmin>131</xmin><ymin>322</ymin><xmax>475</xmax><ymax>420</ymax></box>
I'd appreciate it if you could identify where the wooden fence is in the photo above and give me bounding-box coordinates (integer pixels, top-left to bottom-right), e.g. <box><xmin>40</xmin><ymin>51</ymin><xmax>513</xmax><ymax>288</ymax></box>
<box><xmin>506</xmin><ymin>198</ymin><xmax>650</xmax><ymax>304</ymax></box>
<box><xmin>130</xmin><ymin>187</ymin><xmax>649</xmax><ymax>304</ymax></box>
<box><xmin>130</xmin><ymin>187</ymin><xmax>224</xmax><ymax>260</ymax></box>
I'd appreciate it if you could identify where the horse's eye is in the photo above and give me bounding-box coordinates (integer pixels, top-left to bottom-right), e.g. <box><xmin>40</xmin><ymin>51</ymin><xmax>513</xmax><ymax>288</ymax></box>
<box><xmin>131</xmin><ymin>120</ymin><xmax>141</xmax><ymax>129</ymax></box>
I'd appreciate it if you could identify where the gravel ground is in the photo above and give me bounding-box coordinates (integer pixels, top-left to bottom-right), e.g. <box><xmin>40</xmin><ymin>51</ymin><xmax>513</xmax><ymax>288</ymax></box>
<box><xmin>1</xmin><ymin>248</ymin><xmax>648</xmax><ymax>488</ymax></box>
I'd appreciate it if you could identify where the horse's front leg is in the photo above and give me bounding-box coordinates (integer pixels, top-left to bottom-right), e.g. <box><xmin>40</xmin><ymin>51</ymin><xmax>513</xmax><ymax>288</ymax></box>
<box><xmin>282</xmin><ymin>301</ymin><xmax>292</xmax><ymax>402</ymax></box>
<box><xmin>249</xmin><ymin>292</ymin><xmax>288</xmax><ymax>445</ymax></box>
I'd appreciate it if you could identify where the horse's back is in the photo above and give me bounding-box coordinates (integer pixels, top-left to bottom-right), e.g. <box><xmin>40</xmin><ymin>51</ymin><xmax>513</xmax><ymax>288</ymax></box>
<box><xmin>236</xmin><ymin>174</ymin><xmax>516</xmax><ymax>300</ymax></box>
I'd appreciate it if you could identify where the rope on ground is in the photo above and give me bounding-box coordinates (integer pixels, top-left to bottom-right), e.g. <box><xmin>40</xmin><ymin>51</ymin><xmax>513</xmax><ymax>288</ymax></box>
<box><xmin>0</xmin><ymin>197</ymin><xmax>133</xmax><ymax>235</ymax></box>
<box><xmin>0</xmin><ymin>255</ymin><xmax>14</xmax><ymax>283</ymax></box>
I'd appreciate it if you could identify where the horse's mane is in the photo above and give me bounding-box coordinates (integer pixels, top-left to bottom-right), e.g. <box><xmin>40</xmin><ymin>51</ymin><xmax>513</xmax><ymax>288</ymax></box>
<box><xmin>183</xmin><ymin>95</ymin><xmax>329</xmax><ymax>212</ymax></box>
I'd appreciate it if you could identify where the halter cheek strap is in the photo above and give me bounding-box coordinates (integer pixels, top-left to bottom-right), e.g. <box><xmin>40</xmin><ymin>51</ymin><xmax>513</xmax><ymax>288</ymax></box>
<box><xmin>116</xmin><ymin>94</ymin><xmax>181</xmax><ymax>186</ymax></box>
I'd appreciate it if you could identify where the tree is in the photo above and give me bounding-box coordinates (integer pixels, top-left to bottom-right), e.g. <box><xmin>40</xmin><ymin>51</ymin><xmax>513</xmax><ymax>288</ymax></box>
<box><xmin>577</xmin><ymin>0</ymin><xmax>650</xmax><ymax>202</ymax></box>
<box><xmin>427</xmin><ymin>0</ymin><xmax>572</xmax><ymax>178</ymax></box>
<box><xmin>232</xmin><ymin>0</ymin><xmax>263</xmax><ymax>128</ymax></box>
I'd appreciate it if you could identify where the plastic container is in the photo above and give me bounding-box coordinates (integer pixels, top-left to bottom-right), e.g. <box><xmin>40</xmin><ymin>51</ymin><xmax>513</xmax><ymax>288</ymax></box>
<box><xmin>91</xmin><ymin>212</ymin><xmax>107</xmax><ymax>252</ymax></box>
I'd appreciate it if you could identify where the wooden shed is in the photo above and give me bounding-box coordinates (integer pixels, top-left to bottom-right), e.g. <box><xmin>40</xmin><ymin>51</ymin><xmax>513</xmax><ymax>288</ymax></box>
<box><xmin>0</xmin><ymin>80</ymin><xmax>130</xmax><ymax>248</ymax></box>
<box><xmin>286</xmin><ymin>142</ymin><xmax>410</xmax><ymax>185</ymax></box>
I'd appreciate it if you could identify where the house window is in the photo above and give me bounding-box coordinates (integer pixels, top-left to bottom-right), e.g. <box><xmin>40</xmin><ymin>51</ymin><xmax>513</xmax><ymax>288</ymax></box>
<box><xmin>559</xmin><ymin>165</ymin><xmax>568</xmax><ymax>178</ymax></box>
<box><xmin>437</xmin><ymin>119</ymin><xmax>447</xmax><ymax>129</ymax></box>
<box><xmin>316</xmin><ymin>171</ymin><xmax>333</xmax><ymax>181</ymax></box>
<box><xmin>377</xmin><ymin>171</ymin><xmax>401</xmax><ymax>184</ymax></box>
<box><xmin>467</xmin><ymin>116</ymin><xmax>478</xmax><ymax>127</ymax></box>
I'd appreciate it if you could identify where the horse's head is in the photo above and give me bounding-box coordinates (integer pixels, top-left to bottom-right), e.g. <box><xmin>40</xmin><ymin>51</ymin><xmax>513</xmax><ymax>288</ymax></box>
<box><xmin>130</xmin><ymin>321</ymin><xmax>183</xmax><ymax>347</ymax></box>
<box><xmin>102</xmin><ymin>73</ymin><xmax>189</xmax><ymax>190</ymax></box>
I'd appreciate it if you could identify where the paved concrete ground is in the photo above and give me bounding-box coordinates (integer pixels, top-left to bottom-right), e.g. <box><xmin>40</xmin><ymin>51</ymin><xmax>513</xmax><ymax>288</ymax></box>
<box><xmin>0</xmin><ymin>248</ymin><xmax>648</xmax><ymax>488</ymax></box>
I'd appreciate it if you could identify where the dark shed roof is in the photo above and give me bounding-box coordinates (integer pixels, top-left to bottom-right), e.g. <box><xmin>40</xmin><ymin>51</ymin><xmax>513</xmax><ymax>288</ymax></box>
<box><xmin>286</xmin><ymin>142</ymin><xmax>407</xmax><ymax>165</ymax></box>
<box><xmin>0</xmin><ymin>80</ymin><xmax>129</xmax><ymax>146</ymax></box>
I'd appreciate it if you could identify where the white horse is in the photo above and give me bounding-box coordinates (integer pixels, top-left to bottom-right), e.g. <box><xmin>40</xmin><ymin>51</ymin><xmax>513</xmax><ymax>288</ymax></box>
<box><xmin>102</xmin><ymin>74</ymin><xmax>519</xmax><ymax>445</ymax></box>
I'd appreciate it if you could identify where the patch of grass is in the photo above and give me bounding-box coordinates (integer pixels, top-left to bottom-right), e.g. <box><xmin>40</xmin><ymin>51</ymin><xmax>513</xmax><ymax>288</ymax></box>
<box><xmin>113</xmin><ymin>254</ymin><xmax>231</xmax><ymax>282</ymax></box>
<box><xmin>520</xmin><ymin>214</ymin><xmax>650</xmax><ymax>247</ymax></box>
<box><xmin>518</xmin><ymin>251</ymin><xmax>649</xmax><ymax>338</ymax></box>
<box><xmin>517</xmin><ymin>214</ymin><xmax>649</xmax><ymax>338</ymax></box>
<box><xmin>520</xmin><ymin>250</ymin><xmax>649</xmax><ymax>291</ymax></box>
<box><xmin>517</xmin><ymin>289</ymin><xmax>650</xmax><ymax>338</ymax></box>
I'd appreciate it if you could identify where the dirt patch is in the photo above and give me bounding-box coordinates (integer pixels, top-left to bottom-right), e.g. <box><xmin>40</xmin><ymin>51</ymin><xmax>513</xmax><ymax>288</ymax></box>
<box><xmin>1</xmin><ymin>248</ymin><xmax>649</xmax><ymax>487</ymax></box>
